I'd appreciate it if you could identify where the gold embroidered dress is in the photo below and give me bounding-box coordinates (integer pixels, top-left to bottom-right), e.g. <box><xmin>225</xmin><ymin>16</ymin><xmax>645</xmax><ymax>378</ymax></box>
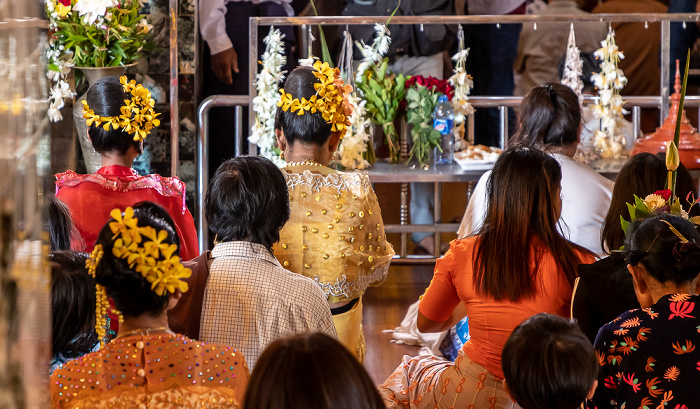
<box><xmin>273</xmin><ymin>163</ymin><xmax>395</xmax><ymax>360</ymax></box>
<box><xmin>51</xmin><ymin>333</ymin><xmax>248</xmax><ymax>409</ymax></box>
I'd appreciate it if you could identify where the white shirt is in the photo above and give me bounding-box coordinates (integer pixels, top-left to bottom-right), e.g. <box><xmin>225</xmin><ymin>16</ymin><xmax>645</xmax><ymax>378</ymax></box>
<box><xmin>199</xmin><ymin>0</ymin><xmax>293</xmax><ymax>55</ymax></box>
<box><xmin>458</xmin><ymin>153</ymin><xmax>614</xmax><ymax>257</ymax></box>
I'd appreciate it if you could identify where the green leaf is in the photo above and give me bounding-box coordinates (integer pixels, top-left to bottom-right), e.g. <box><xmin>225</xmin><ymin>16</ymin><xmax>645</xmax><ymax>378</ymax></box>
<box><xmin>620</xmin><ymin>215</ymin><xmax>630</xmax><ymax>235</ymax></box>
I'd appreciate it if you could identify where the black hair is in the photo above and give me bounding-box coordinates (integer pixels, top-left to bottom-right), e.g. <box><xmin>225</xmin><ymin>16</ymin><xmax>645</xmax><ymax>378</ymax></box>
<box><xmin>205</xmin><ymin>155</ymin><xmax>290</xmax><ymax>248</ymax></box>
<box><xmin>86</xmin><ymin>75</ymin><xmax>141</xmax><ymax>155</ymax></box>
<box><xmin>93</xmin><ymin>201</ymin><xmax>180</xmax><ymax>317</ymax></box>
<box><xmin>502</xmin><ymin>313</ymin><xmax>598</xmax><ymax>409</ymax></box>
<box><xmin>244</xmin><ymin>332</ymin><xmax>385</xmax><ymax>409</ymax></box>
<box><xmin>626</xmin><ymin>213</ymin><xmax>700</xmax><ymax>285</ymax></box>
<box><xmin>601</xmin><ymin>152</ymin><xmax>699</xmax><ymax>253</ymax></box>
<box><xmin>279</xmin><ymin>66</ymin><xmax>332</xmax><ymax>146</ymax></box>
<box><xmin>511</xmin><ymin>83</ymin><xmax>581</xmax><ymax>149</ymax></box>
<box><xmin>50</xmin><ymin>251</ymin><xmax>98</xmax><ymax>359</ymax></box>
<box><xmin>48</xmin><ymin>196</ymin><xmax>74</xmax><ymax>251</ymax></box>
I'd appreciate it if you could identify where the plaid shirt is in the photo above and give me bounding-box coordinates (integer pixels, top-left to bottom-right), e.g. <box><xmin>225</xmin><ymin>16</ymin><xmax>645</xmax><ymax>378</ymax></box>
<box><xmin>200</xmin><ymin>241</ymin><xmax>337</xmax><ymax>368</ymax></box>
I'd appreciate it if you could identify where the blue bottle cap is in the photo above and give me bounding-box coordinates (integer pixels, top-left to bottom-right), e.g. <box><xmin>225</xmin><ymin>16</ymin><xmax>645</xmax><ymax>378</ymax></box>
<box><xmin>438</xmin><ymin>94</ymin><xmax>449</xmax><ymax>102</ymax></box>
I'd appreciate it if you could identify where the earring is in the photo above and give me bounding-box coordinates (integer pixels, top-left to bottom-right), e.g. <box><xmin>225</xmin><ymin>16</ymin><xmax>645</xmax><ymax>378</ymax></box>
<box><xmin>280</xmin><ymin>151</ymin><xmax>285</xmax><ymax>160</ymax></box>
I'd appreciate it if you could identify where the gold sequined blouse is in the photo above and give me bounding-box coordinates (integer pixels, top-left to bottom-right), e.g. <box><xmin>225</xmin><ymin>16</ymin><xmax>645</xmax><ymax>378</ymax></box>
<box><xmin>50</xmin><ymin>333</ymin><xmax>248</xmax><ymax>409</ymax></box>
<box><xmin>273</xmin><ymin>164</ymin><xmax>395</xmax><ymax>304</ymax></box>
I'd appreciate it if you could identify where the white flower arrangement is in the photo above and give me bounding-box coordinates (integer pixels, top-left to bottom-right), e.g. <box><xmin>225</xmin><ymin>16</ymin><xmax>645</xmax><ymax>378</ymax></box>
<box><xmin>355</xmin><ymin>23</ymin><xmax>391</xmax><ymax>83</ymax></box>
<box><xmin>249</xmin><ymin>27</ymin><xmax>287</xmax><ymax>167</ymax></box>
<box><xmin>449</xmin><ymin>46</ymin><xmax>474</xmax><ymax>151</ymax></box>
<box><xmin>591</xmin><ymin>30</ymin><xmax>628</xmax><ymax>159</ymax></box>
<box><xmin>561</xmin><ymin>25</ymin><xmax>583</xmax><ymax>99</ymax></box>
<box><xmin>338</xmin><ymin>92</ymin><xmax>371</xmax><ymax>170</ymax></box>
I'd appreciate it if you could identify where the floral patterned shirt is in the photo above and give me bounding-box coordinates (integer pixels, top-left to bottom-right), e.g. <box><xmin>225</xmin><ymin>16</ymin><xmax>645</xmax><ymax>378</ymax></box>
<box><xmin>589</xmin><ymin>294</ymin><xmax>700</xmax><ymax>409</ymax></box>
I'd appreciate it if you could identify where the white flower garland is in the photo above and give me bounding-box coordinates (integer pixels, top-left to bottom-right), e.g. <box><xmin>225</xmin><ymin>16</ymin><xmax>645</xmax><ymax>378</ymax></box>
<box><xmin>339</xmin><ymin>92</ymin><xmax>371</xmax><ymax>169</ymax></box>
<box><xmin>591</xmin><ymin>30</ymin><xmax>628</xmax><ymax>159</ymax></box>
<box><xmin>250</xmin><ymin>27</ymin><xmax>287</xmax><ymax>167</ymax></box>
<box><xmin>449</xmin><ymin>45</ymin><xmax>474</xmax><ymax>151</ymax></box>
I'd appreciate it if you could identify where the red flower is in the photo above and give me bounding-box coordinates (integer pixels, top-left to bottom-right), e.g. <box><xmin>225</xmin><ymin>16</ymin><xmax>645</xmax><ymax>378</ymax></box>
<box><xmin>58</xmin><ymin>0</ymin><xmax>71</xmax><ymax>6</ymax></box>
<box><xmin>670</xmin><ymin>301</ymin><xmax>696</xmax><ymax>319</ymax></box>
<box><xmin>655</xmin><ymin>189</ymin><xmax>672</xmax><ymax>201</ymax></box>
<box><xmin>603</xmin><ymin>375</ymin><xmax>618</xmax><ymax>390</ymax></box>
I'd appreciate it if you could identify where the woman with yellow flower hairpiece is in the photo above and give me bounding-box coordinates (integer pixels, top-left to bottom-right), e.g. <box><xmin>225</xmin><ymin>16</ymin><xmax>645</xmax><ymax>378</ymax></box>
<box><xmin>50</xmin><ymin>202</ymin><xmax>249</xmax><ymax>409</ymax></box>
<box><xmin>272</xmin><ymin>63</ymin><xmax>395</xmax><ymax>363</ymax></box>
<box><xmin>55</xmin><ymin>75</ymin><xmax>199</xmax><ymax>262</ymax></box>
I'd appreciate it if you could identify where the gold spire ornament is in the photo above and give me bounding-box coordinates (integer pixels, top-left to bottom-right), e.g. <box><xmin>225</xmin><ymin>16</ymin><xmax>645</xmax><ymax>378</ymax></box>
<box><xmin>82</xmin><ymin>76</ymin><xmax>161</xmax><ymax>142</ymax></box>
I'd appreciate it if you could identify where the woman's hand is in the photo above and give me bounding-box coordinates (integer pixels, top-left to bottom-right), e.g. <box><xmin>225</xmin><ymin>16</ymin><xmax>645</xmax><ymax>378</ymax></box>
<box><xmin>417</xmin><ymin>303</ymin><xmax>467</xmax><ymax>333</ymax></box>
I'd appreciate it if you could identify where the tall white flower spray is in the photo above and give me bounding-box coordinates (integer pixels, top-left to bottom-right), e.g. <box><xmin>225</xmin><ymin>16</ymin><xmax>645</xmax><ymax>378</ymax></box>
<box><xmin>335</xmin><ymin>30</ymin><xmax>372</xmax><ymax>170</ymax></box>
<box><xmin>591</xmin><ymin>29</ymin><xmax>628</xmax><ymax>159</ymax></box>
<box><xmin>449</xmin><ymin>26</ymin><xmax>474</xmax><ymax>151</ymax></box>
<box><xmin>249</xmin><ymin>27</ymin><xmax>287</xmax><ymax>167</ymax></box>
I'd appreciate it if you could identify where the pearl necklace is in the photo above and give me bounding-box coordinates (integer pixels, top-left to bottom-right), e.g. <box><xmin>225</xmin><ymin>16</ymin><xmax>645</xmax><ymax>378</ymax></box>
<box><xmin>284</xmin><ymin>160</ymin><xmax>326</xmax><ymax>168</ymax></box>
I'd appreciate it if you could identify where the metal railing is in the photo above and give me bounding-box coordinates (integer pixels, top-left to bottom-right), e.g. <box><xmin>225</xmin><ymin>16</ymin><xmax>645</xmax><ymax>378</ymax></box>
<box><xmin>196</xmin><ymin>95</ymin><xmax>249</xmax><ymax>251</ymax></box>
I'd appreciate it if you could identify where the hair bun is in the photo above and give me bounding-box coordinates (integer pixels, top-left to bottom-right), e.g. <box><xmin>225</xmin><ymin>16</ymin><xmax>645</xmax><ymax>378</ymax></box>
<box><xmin>672</xmin><ymin>240</ymin><xmax>700</xmax><ymax>280</ymax></box>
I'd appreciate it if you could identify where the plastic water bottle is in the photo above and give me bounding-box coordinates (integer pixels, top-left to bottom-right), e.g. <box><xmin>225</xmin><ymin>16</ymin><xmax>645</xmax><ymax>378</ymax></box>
<box><xmin>432</xmin><ymin>94</ymin><xmax>454</xmax><ymax>165</ymax></box>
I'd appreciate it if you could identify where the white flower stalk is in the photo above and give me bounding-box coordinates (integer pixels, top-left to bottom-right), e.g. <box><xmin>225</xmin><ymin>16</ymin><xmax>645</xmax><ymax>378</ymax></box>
<box><xmin>591</xmin><ymin>30</ymin><xmax>628</xmax><ymax>159</ymax></box>
<box><xmin>561</xmin><ymin>25</ymin><xmax>584</xmax><ymax>99</ymax></box>
<box><xmin>338</xmin><ymin>92</ymin><xmax>371</xmax><ymax>170</ymax></box>
<box><xmin>72</xmin><ymin>0</ymin><xmax>119</xmax><ymax>25</ymax></box>
<box><xmin>449</xmin><ymin>45</ymin><xmax>474</xmax><ymax>150</ymax></box>
<box><xmin>249</xmin><ymin>27</ymin><xmax>287</xmax><ymax>167</ymax></box>
<box><xmin>355</xmin><ymin>23</ymin><xmax>391</xmax><ymax>83</ymax></box>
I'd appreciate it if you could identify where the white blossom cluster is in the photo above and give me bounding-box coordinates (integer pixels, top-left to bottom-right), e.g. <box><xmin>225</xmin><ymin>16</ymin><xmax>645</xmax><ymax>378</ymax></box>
<box><xmin>45</xmin><ymin>0</ymin><xmax>75</xmax><ymax>122</ymax></box>
<box><xmin>355</xmin><ymin>23</ymin><xmax>391</xmax><ymax>83</ymax></box>
<box><xmin>561</xmin><ymin>26</ymin><xmax>583</xmax><ymax>99</ymax></box>
<box><xmin>72</xmin><ymin>0</ymin><xmax>118</xmax><ymax>25</ymax></box>
<box><xmin>591</xmin><ymin>30</ymin><xmax>628</xmax><ymax>159</ymax></box>
<box><xmin>449</xmin><ymin>48</ymin><xmax>474</xmax><ymax>151</ymax></box>
<box><xmin>338</xmin><ymin>92</ymin><xmax>371</xmax><ymax>170</ymax></box>
<box><xmin>249</xmin><ymin>27</ymin><xmax>287</xmax><ymax>167</ymax></box>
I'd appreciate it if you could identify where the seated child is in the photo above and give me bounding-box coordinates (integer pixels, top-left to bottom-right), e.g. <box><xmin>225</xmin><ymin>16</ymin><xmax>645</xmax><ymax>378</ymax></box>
<box><xmin>501</xmin><ymin>313</ymin><xmax>598</xmax><ymax>409</ymax></box>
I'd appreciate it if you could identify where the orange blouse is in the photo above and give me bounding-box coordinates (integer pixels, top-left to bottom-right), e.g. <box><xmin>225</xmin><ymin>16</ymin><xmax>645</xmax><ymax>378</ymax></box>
<box><xmin>51</xmin><ymin>333</ymin><xmax>248</xmax><ymax>409</ymax></box>
<box><xmin>419</xmin><ymin>236</ymin><xmax>594</xmax><ymax>379</ymax></box>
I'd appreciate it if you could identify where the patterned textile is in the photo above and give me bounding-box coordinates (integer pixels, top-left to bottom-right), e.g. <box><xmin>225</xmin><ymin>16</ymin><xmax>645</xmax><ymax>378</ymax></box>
<box><xmin>199</xmin><ymin>241</ymin><xmax>337</xmax><ymax>369</ymax></box>
<box><xmin>273</xmin><ymin>165</ymin><xmax>395</xmax><ymax>304</ymax></box>
<box><xmin>590</xmin><ymin>294</ymin><xmax>700</xmax><ymax>409</ymax></box>
<box><xmin>380</xmin><ymin>351</ymin><xmax>519</xmax><ymax>409</ymax></box>
<box><xmin>50</xmin><ymin>333</ymin><xmax>248</xmax><ymax>409</ymax></box>
<box><xmin>55</xmin><ymin>165</ymin><xmax>198</xmax><ymax>261</ymax></box>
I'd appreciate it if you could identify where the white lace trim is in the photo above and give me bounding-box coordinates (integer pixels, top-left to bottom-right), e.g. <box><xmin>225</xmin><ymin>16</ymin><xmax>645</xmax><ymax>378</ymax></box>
<box><xmin>312</xmin><ymin>262</ymin><xmax>389</xmax><ymax>299</ymax></box>
<box><xmin>283</xmin><ymin>170</ymin><xmax>372</xmax><ymax>194</ymax></box>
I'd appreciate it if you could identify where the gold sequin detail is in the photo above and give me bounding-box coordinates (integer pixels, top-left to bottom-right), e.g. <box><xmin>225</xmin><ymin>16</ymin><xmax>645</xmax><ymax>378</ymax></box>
<box><xmin>281</xmin><ymin>243</ymin><xmax>288</xmax><ymax>249</ymax></box>
<box><xmin>339</xmin><ymin>235</ymin><xmax>345</xmax><ymax>241</ymax></box>
<box><xmin>340</xmin><ymin>253</ymin><xmax>345</xmax><ymax>258</ymax></box>
<box><xmin>328</xmin><ymin>224</ymin><xmax>334</xmax><ymax>230</ymax></box>
<box><xmin>283</xmin><ymin>261</ymin><xmax>290</xmax><ymax>267</ymax></box>
<box><xmin>360</xmin><ymin>245</ymin><xmax>364</xmax><ymax>251</ymax></box>
<box><xmin>368</xmin><ymin>256</ymin><xmax>374</xmax><ymax>262</ymax></box>
<box><xmin>334</xmin><ymin>194</ymin><xmax>341</xmax><ymax>199</ymax></box>
<box><xmin>306</xmin><ymin>211</ymin><xmax>312</xmax><ymax>216</ymax></box>
<box><xmin>368</xmin><ymin>210</ymin><xmax>373</xmax><ymax>215</ymax></box>
<box><xmin>359</xmin><ymin>211</ymin><xmax>365</xmax><ymax>218</ymax></box>
<box><xmin>377</xmin><ymin>236</ymin><xmax>382</xmax><ymax>242</ymax></box>
<box><xmin>368</xmin><ymin>233</ymin><xmax>373</xmax><ymax>239</ymax></box>
<box><xmin>304</xmin><ymin>263</ymin><xmax>311</xmax><ymax>269</ymax></box>
<box><xmin>302</xmin><ymin>244</ymin><xmax>308</xmax><ymax>250</ymax></box>
<box><xmin>336</xmin><ymin>204</ymin><xmax>342</xmax><ymax>209</ymax></box>
<box><xmin>376</xmin><ymin>246</ymin><xmax>381</xmax><ymax>252</ymax></box>
<box><xmin>323</xmin><ymin>233</ymin><xmax>329</xmax><ymax>239</ymax></box>
<box><xmin>321</xmin><ymin>209</ymin><xmax>327</xmax><ymax>215</ymax></box>
<box><xmin>334</xmin><ymin>217</ymin><xmax>340</xmax><ymax>223</ymax></box>
<box><xmin>376</xmin><ymin>224</ymin><xmax>381</xmax><ymax>230</ymax></box>
<box><xmin>302</xmin><ymin>226</ymin><xmax>307</xmax><ymax>232</ymax></box>
<box><xmin>301</xmin><ymin>192</ymin><xmax>307</xmax><ymax>198</ymax></box>
<box><xmin>349</xmin><ymin>212</ymin><xmax>355</xmax><ymax>218</ymax></box>
<box><xmin>312</xmin><ymin>228</ymin><xmax>319</xmax><ymax>234</ymax></box>
<box><xmin>323</xmin><ymin>254</ymin><xmax>329</xmax><ymax>260</ymax></box>
<box><xmin>359</xmin><ymin>225</ymin><xmax>363</xmax><ymax>230</ymax></box>
<box><xmin>352</xmin><ymin>195</ymin><xmax>358</xmax><ymax>200</ymax></box>
<box><xmin>348</xmin><ymin>226</ymin><xmax>354</xmax><ymax>232</ymax></box>
<box><xmin>316</xmin><ymin>195</ymin><xmax>322</xmax><ymax>201</ymax></box>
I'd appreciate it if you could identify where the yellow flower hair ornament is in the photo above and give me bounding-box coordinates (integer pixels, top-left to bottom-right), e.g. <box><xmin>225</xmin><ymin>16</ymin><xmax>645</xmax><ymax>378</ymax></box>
<box><xmin>82</xmin><ymin>76</ymin><xmax>161</xmax><ymax>142</ymax></box>
<box><xmin>277</xmin><ymin>61</ymin><xmax>353</xmax><ymax>135</ymax></box>
<box><xmin>86</xmin><ymin>244</ymin><xmax>123</xmax><ymax>348</ymax></box>
<box><xmin>107</xmin><ymin>207</ymin><xmax>191</xmax><ymax>296</ymax></box>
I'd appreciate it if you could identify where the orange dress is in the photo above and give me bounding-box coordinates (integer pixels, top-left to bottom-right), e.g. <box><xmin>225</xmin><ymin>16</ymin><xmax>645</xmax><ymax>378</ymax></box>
<box><xmin>55</xmin><ymin>165</ymin><xmax>199</xmax><ymax>261</ymax></box>
<box><xmin>51</xmin><ymin>333</ymin><xmax>248</xmax><ymax>409</ymax></box>
<box><xmin>380</xmin><ymin>236</ymin><xmax>594</xmax><ymax>409</ymax></box>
